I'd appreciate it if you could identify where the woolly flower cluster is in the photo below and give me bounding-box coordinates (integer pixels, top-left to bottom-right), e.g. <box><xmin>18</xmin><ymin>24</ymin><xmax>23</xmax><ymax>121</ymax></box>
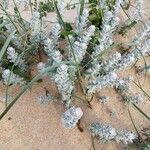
<box><xmin>38</xmin><ymin>94</ymin><xmax>53</xmax><ymax>104</ymax></box>
<box><xmin>89</xmin><ymin>122</ymin><xmax>137</xmax><ymax>144</ymax></box>
<box><xmin>61</xmin><ymin>106</ymin><xmax>83</xmax><ymax>128</ymax></box>
<box><xmin>129</xmin><ymin>19</ymin><xmax>150</xmax><ymax>47</ymax></box>
<box><xmin>1</xmin><ymin>69</ymin><xmax>24</xmax><ymax>86</ymax></box>
<box><xmin>54</xmin><ymin>64</ymin><xmax>74</xmax><ymax>108</ymax></box>
<box><xmin>101</xmin><ymin>52</ymin><xmax>122</xmax><ymax>73</ymax></box>
<box><xmin>37</xmin><ymin>62</ymin><xmax>46</xmax><ymax>73</ymax></box>
<box><xmin>113</xmin><ymin>77</ymin><xmax>143</xmax><ymax>104</ymax></box>
<box><xmin>44</xmin><ymin>23</ymin><xmax>62</xmax><ymax>65</ymax></box>
<box><xmin>75</xmin><ymin>9</ymin><xmax>89</xmax><ymax>33</ymax></box>
<box><xmin>43</xmin><ymin>23</ymin><xmax>74</xmax><ymax>108</ymax></box>
<box><xmin>113</xmin><ymin>76</ymin><xmax>134</xmax><ymax>93</ymax></box>
<box><xmin>138</xmin><ymin>65</ymin><xmax>150</xmax><ymax>74</ymax></box>
<box><xmin>86</xmin><ymin>0</ymin><xmax>122</xmax><ymax>78</ymax></box>
<box><xmin>99</xmin><ymin>96</ymin><xmax>110</xmax><ymax>104</ymax></box>
<box><xmin>100</xmin><ymin>39</ymin><xmax>150</xmax><ymax>73</ymax></box>
<box><xmin>122</xmin><ymin>94</ymin><xmax>143</xmax><ymax>104</ymax></box>
<box><xmin>87</xmin><ymin>72</ymin><xmax>118</xmax><ymax>95</ymax></box>
<box><xmin>70</xmin><ymin>9</ymin><xmax>95</xmax><ymax>64</ymax></box>
<box><xmin>30</xmin><ymin>11</ymin><xmax>47</xmax><ymax>44</ymax></box>
<box><xmin>44</xmin><ymin>38</ymin><xmax>62</xmax><ymax>65</ymax></box>
<box><xmin>2</xmin><ymin>0</ymin><xmax>9</xmax><ymax>9</ymax></box>
<box><xmin>7</xmin><ymin>47</ymin><xmax>18</xmax><ymax>64</ymax></box>
<box><xmin>70</xmin><ymin>25</ymin><xmax>95</xmax><ymax>63</ymax></box>
<box><xmin>16</xmin><ymin>0</ymin><xmax>29</xmax><ymax>8</ymax></box>
<box><xmin>129</xmin><ymin>0</ymin><xmax>143</xmax><ymax>22</ymax></box>
<box><xmin>7</xmin><ymin>47</ymin><xmax>25</xmax><ymax>70</ymax></box>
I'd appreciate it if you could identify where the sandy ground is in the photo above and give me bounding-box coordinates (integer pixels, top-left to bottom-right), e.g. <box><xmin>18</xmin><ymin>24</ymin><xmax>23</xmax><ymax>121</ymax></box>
<box><xmin>0</xmin><ymin>0</ymin><xmax>150</xmax><ymax>150</ymax></box>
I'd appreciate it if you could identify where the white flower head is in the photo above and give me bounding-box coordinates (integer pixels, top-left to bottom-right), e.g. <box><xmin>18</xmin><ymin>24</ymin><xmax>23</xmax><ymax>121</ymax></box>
<box><xmin>61</xmin><ymin>106</ymin><xmax>83</xmax><ymax>128</ymax></box>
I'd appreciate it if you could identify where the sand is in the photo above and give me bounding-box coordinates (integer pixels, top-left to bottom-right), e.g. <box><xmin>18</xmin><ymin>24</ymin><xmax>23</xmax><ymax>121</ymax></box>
<box><xmin>0</xmin><ymin>0</ymin><xmax>150</xmax><ymax>150</ymax></box>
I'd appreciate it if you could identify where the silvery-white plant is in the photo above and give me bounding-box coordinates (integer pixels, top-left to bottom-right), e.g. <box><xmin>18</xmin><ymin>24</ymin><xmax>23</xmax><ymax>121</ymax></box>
<box><xmin>122</xmin><ymin>93</ymin><xmax>143</xmax><ymax>104</ymax></box>
<box><xmin>105</xmin><ymin>39</ymin><xmax>150</xmax><ymax>73</ymax></box>
<box><xmin>0</xmin><ymin>94</ymin><xmax>12</xmax><ymax>103</ymax></box>
<box><xmin>37</xmin><ymin>94</ymin><xmax>54</xmax><ymax>104</ymax></box>
<box><xmin>99</xmin><ymin>96</ymin><xmax>110</xmax><ymax>104</ymax></box>
<box><xmin>129</xmin><ymin>19</ymin><xmax>150</xmax><ymax>48</ymax></box>
<box><xmin>138</xmin><ymin>65</ymin><xmax>150</xmax><ymax>74</ymax></box>
<box><xmin>44</xmin><ymin>23</ymin><xmax>62</xmax><ymax>65</ymax></box>
<box><xmin>115</xmin><ymin>130</ymin><xmax>137</xmax><ymax>144</ymax></box>
<box><xmin>87</xmin><ymin>72</ymin><xmax>118</xmax><ymax>95</ymax></box>
<box><xmin>2</xmin><ymin>0</ymin><xmax>9</xmax><ymax>9</ymax></box>
<box><xmin>86</xmin><ymin>0</ymin><xmax>122</xmax><ymax>78</ymax></box>
<box><xmin>113</xmin><ymin>76</ymin><xmax>134</xmax><ymax>93</ymax></box>
<box><xmin>121</xmin><ymin>0</ymin><xmax>143</xmax><ymax>29</ymax></box>
<box><xmin>68</xmin><ymin>9</ymin><xmax>95</xmax><ymax>79</ymax></box>
<box><xmin>89</xmin><ymin>122</ymin><xmax>117</xmax><ymax>143</ymax></box>
<box><xmin>70</xmin><ymin>24</ymin><xmax>95</xmax><ymax>64</ymax></box>
<box><xmin>30</xmin><ymin>11</ymin><xmax>47</xmax><ymax>44</ymax></box>
<box><xmin>100</xmin><ymin>52</ymin><xmax>122</xmax><ymax>73</ymax></box>
<box><xmin>37</xmin><ymin>62</ymin><xmax>46</xmax><ymax>73</ymax></box>
<box><xmin>75</xmin><ymin>9</ymin><xmax>89</xmax><ymax>34</ymax></box>
<box><xmin>61</xmin><ymin>106</ymin><xmax>83</xmax><ymax>128</ymax></box>
<box><xmin>7</xmin><ymin>47</ymin><xmax>26</xmax><ymax>70</ymax></box>
<box><xmin>129</xmin><ymin>0</ymin><xmax>143</xmax><ymax>22</ymax></box>
<box><xmin>89</xmin><ymin>122</ymin><xmax>137</xmax><ymax>144</ymax></box>
<box><xmin>1</xmin><ymin>69</ymin><xmax>25</xmax><ymax>86</ymax></box>
<box><xmin>44</xmin><ymin>38</ymin><xmax>63</xmax><ymax>65</ymax></box>
<box><xmin>15</xmin><ymin>0</ymin><xmax>30</xmax><ymax>8</ymax></box>
<box><xmin>54</xmin><ymin>64</ymin><xmax>74</xmax><ymax>108</ymax></box>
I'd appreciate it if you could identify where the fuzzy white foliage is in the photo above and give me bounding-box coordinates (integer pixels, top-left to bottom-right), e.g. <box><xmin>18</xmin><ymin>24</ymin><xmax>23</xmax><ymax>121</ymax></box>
<box><xmin>70</xmin><ymin>25</ymin><xmax>95</xmax><ymax>63</ymax></box>
<box><xmin>138</xmin><ymin>65</ymin><xmax>150</xmax><ymax>74</ymax></box>
<box><xmin>7</xmin><ymin>47</ymin><xmax>26</xmax><ymax>70</ymax></box>
<box><xmin>99</xmin><ymin>96</ymin><xmax>110</xmax><ymax>104</ymax></box>
<box><xmin>75</xmin><ymin>9</ymin><xmax>89</xmax><ymax>33</ymax></box>
<box><xmin>122</xmin><ymin>93</ymin><xmax>143</xmax><ymax>104</ymax></box>
<box><xmin>38</xmin><ymin>94</ymin><xmax>53</xmax><ymax>104</ymax></box>
<box><xmin>129</xmin><ymin>19</ymin><xmax>150</xmax><ymax>47</ymax></box>
<box><xmin>89</xmin><ymin>122</ymin><xmax>117</xmax><ymax>142</ymax></box>
<box><xmin>100</xmin><ymin>0</ymin><xmax>108</xmax><ymax>9</ymax></box>
<box><xmin>87</xmin><ymin>72</ymin><xmax>118</xmax><ymax>95</ymax></box>
<box><xmin>86</xmin><ymin>0</ymin><xmax>122</xmax><ymax>78</ymax></box>
<box><xmin>115</xmin><ymin>130</ymin><xmax>137</xmax><ymax>144</ymax></box>
<box><xmin>30</xmin><ymin>11</ymin><xmax>41</xmax><ymax>32</ymax></box>
<box><xmin>1</xmin><ymin>69</ymin><xmax>24</xmax><ymax>85</ymax></box>
<box><xmin>57</xmin><ymin>0</ymin><xmax>66</xmax><ymax>18</ymax></box>
<box><xmin>129</xmin><ymin>0</ymin><xmax>143</xmax><ymax>22</ymax></box>
<box><xmin>44</xmin><ymin>23</ymin><xmax>62</xmax><ymax>65</ymax></box>
<box><xmin>113</xmin><ymin>76</ymin><xmax>134</xmax><ymax>92</ymax></box>
<box><xmin>89</xmin><ymin>122</ymin><xmax>137</xmax><ymax>144</ymax></box>
<box><xmin>50</xmin><ymin>23</ymin><xmax>61</xmax><ymax>43</ymax></box>
<box><xmin>105</xmin><ymin>39</ymin><xmax>150</xmax><ymax>73</ymax></box>
<box><xmin>11</xmin><ymin>34</ymin><xmax>23</xmax><ymax>49</ymax></box>
<box><xmin>101</xmin><ymin>52</ymin><xmax>122</xmax><ymax>73</ymax></box>
<box><xmin>61</xmin><ymin>106</ymin><xmax>83</xmax><ymax>128</ymax></box>
<box><xmin>44</xmin><ymin>38</ymin><xmax>62</xmax><ymax>64</ymax></box>
<box><xmin>7</xmin><ymin>47</ymin><xmax>18</xmax><ymax>64</ymax></box>
<box><xmin>30</xmin><ymin>11</ymin><xmax>47</xmax><ymax>43</ymax></box>
<box><xmin>15</xmin><ymin>0</ymin><xmax>29</xmax><ymax>8</ymax></box>
<box><xmin>54</xmin><ymin>64</ymin><xmax>74</xmax><ymax>108</ymax></box>
<box><xmin>70</xmin><ymin>9</ymin><xmax>95</xmax><ymax>64</ymax></box>
<box><xmin>2</xmin><ymin>0</ymin><xmax>9</xmax><ymax>9</ymax></box>
<box><xmin>37</xmin><ymin>62</ymin><xmax>46</xmax><ymax>73</ymax></box>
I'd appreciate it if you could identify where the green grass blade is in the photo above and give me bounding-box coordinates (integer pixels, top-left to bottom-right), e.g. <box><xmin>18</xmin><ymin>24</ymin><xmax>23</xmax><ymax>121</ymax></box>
<box><xmin>128</xmin><ymin>107</ymin><xmax>144</xmax><ymax>142</ymax></box>
<box><xmin>0</xmin><ymin>30</ymin><xmax>16</xmax><ymax>60</ymax></box>
<box><xmin>0</xmin><ymin>61</ymin><xmax>73</xmax><ymax>120</ymax></box>
<box><xmin>133</xmin><ymin>104</ymin><xmax>150</xmax><ymax>121</ymax></box>
<box><xmin>0</xmin><ymin>21</ymin><xmax>8</xmax><ymax>29</ymax></box>
<box><xmin>80</xmin><ymin>0</ymin><xmax>85</xmax><ymax>16</ymax></box>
